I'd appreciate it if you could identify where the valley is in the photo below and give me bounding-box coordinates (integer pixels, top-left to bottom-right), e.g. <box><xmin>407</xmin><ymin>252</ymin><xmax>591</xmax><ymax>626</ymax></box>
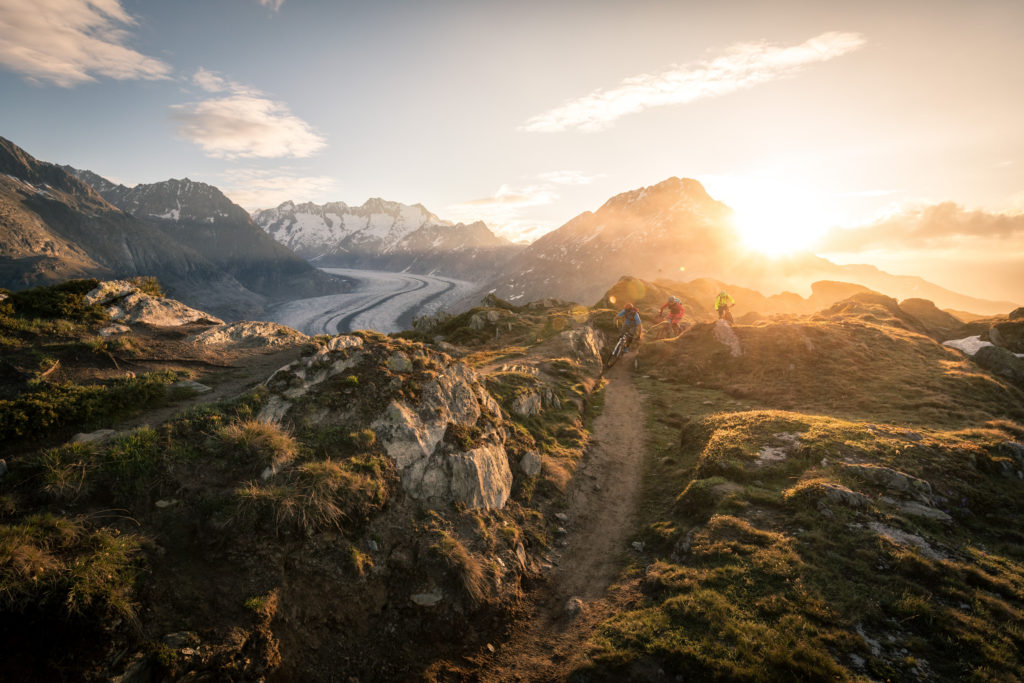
<box><xmin>262</xmin><ymin>267</ymin><xmax>478</xmax><ymax>335</ymax></box>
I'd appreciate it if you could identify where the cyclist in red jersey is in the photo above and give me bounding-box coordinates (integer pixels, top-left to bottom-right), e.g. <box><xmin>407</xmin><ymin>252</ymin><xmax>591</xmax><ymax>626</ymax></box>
<box><xmin>658</xmin><ymin>296</ymin><xmax>685</xmax><ymax>334</ymax></box>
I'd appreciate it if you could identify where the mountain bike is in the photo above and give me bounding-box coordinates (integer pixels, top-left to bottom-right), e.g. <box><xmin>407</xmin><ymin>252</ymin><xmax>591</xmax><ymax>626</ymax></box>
<box><xmin>646</xmin><ymin>316</ymin><xmax>686</xmax><ymax>341</ymax></box>
<box><xmin>604</xmin><ymin>330</ymin><xmax>636</xmax><ymax>369</ymax></box>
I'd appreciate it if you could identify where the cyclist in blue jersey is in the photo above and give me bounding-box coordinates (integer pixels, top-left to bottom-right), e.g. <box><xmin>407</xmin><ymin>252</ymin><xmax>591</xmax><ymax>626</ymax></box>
<box><xmin>615</xmin><ymin>302</ymin><xmax>643</xmax><ymax>351</ymax></box>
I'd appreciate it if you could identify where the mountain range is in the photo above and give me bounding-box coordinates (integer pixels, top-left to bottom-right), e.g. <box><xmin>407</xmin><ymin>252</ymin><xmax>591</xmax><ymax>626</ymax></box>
<box><xmin>471</xmin><ymin>177</ymin><xmax>1018</xmax><ymax>315</ymax></box>
<box><xmin>1</xmin><ymin>134</ymin><xmax>1016</xmax><ymax>322</ymax></box>
<box><xmin>252</xmin><ymin>199</ymin><xmax>521</xmax><ymax>281</ymax></box>
<box><xmin>0</xmin><ymin>136</ymin><xmax>350</xmax><ymax>320</ymax></box>
<box><xmin>64</xmin><ymin>168</ymin><xmax>344</xmax><ymax>306</ymax></box>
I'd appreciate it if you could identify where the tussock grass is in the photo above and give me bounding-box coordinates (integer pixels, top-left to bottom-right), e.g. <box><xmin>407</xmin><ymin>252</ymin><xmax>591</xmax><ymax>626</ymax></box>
<box><xmin>429</xmin><ymin>531</ymin><xmax>487</xmax><ymax>606</ymax></box>
<box><xmin>219</xmin><ymin>419</ymin><xmax>299</xmax><ymax>474</ymax></box>
<box><xmin>0</xmin><ymin>513</ymin><xmax>140</xmax><ymax>619</ymax></box>
<box><xmin>233</xmin><ymin>455</ymin><xmax>394</xmax><ymax>536</ymax></box>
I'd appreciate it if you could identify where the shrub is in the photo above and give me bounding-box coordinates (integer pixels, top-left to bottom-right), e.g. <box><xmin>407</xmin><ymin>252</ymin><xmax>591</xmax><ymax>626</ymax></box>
<box><xmin>7</xmin><ymin>280</ymin><xmax>105</xmax><ymax>323</ymax></box>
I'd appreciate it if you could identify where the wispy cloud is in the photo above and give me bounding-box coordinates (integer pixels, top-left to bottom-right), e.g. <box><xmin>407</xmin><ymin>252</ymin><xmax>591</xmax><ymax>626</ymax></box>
<box><xmin>448</xmin><ymin>182</ymin><xmax>561</xmax><ymax>242</ymax></box>
<box><xmin>447</xmin><ymin>170</ymin><xmax>602</xmax><ymax>241</ymax></box>
<box><xmin>220</xmin><ymin>167</ymin><xmax>336</xmax><ymax>210</ymax></box>
<box><xmin>0</xmin><ymin>0</ymin><xmax>172</xmax><ymax>87</ymax></box>
<box><xmin>818</xmin><ymin>201</ymin><xmax>1024</xmax><ymax>252</ymax></box>
<box><xmin>523</xmin><ymin>31</ymin><xmax>866</xmax><ymax>133</ymax></box>
<box><xmin>537</xmin><ymin>170</ymin><xmax>604</xmax><ymax>185</ymax></box>
<box><xmin>258</xmin><ymin>0</ymin><xmax>285</xmax><ymax>11</ymax></box>
<box><xmin>170</xmin><ymin>68</ymin><xmax>326</xmax><ymax>159</ymax></box>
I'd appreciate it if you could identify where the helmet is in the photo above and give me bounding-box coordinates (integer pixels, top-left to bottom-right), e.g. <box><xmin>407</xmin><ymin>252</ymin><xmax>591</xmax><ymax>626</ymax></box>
<box><xmin>669</xmin><ymin>296</ymin><xmax>680</xmax><ymax>304</ymax></box>
<box><xmin>624</xmin><ymin>302</ymin><xmax>637</xmax><ymax>311</ymax></box>
<box><xmin>719</xmin><ymin>290</ymin><xmax>727</xmax><ymax>296</ymax></box>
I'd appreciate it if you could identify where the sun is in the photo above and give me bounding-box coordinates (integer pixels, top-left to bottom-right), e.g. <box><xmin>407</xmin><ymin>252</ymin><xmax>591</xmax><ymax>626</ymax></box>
<box><xmin>719</xmin><ymin>179</ymin><xmax>832</xmax><ymax>256</ymax></box>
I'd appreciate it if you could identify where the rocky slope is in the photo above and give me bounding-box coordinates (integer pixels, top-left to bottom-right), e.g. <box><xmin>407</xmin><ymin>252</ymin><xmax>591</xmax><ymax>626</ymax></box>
<box><xmin>473</xmin><ymin>176</ymin><xmax>1016</xmax><ymax>315</ymax></box>
<box><xmin>0</xmin><ymin>137</ymin><xmax>274</xmax><ymax>319</ymax></box>
<box><xmin>253</xmin><ymin>198</ymin><xmax>522</xmax><ymax>281</ymax></box>
<box><xmin>67</xmin><ymin>169</ymin><xmax>346</xmax><ymax>303</ymax></box>
<box><xmin>0</xmin><ymin>280</ymin><xmax>606</xmax><ymax>681</ymax></box>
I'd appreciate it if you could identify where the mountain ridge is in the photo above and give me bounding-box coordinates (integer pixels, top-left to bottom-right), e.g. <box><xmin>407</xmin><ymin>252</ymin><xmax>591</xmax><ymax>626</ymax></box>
<box><xmin>253</xmin><ymin>197</ymin><xmax>524</xmax><ymax>281</ymax></box>
<box><xmin>471</xmin><ymin>176</ymin><xmax>1017</xmax><ymax>316</ymax></box>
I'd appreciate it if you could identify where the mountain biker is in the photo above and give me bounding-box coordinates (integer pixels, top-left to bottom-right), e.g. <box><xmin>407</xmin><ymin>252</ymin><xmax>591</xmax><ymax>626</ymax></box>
<box><xmin>658</xmin><ymin>295</ymin><xmax>685</xmax><ymax>334</ymax></box>
<box><xmin>615</xmin><ymin>302</ymin><xmax>643</xmax><ymax>351</ymax></box>
<box><xmin>714</xmin><ymin>290</ymin><xmax>735</xmax><ymax>324</ymax></box>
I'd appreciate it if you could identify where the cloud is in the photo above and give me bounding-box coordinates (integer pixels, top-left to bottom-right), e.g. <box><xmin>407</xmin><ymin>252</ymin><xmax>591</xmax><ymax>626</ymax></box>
<box><xmin>523</xmin><ymin>31</ymin><xmax>865</xmax><ymax>133</ymax></box>
<box><xmin>537</xmin><ymin>170</ymin><xmax>603</xmax><ymax>186</ymax></box>
<box><xmin>258</xmin><ymin>0</ymin><xmax>285</xmax><ymax>10</ymax></box>
<box><xmin>219</xmin><ymin>167</ymin><xmax>336</xmax><ymax>210</ymax></box>
<box><xmin>171</xmin><ymin>69</ymin><xmax>326</xmax><ymax>159</ymax></box>
<box><xmin>818</xmin><ymin>202</ymin><xmax>1024</xmax><ymax>252</ymax></box>
<box><xmin>0</xmin><ymin>0</ymin><xmax>172</xmax><ymax>87</ymax></box>
<box><xmin>448</xmin><ymin>183</ymin><xmax>560</xmax><ymax>242</ymax></box>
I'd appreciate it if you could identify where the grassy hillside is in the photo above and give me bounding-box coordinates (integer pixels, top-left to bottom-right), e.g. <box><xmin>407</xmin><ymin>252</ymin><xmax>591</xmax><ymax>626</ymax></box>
<box><xmin>574</xmin><ymin>292</ymin><xmax>1024</xmax><ymax>680</ymax></box>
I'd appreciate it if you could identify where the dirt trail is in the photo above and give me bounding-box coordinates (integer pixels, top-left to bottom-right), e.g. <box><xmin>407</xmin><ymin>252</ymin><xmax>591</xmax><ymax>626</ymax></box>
<box><xmin>472</xmin><ymin>356</ymin><xmax>648</xmax><ymax>681</ymax></box>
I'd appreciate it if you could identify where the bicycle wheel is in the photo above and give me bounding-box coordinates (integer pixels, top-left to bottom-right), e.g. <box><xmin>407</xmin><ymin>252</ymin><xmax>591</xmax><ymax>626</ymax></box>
<box><xmin>605</xmin><ymin>337</ymin><xmax>625</xmax><ymax>368</ymax></box>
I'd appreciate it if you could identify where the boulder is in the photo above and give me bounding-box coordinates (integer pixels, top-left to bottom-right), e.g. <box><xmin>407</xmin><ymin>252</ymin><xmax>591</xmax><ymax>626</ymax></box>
<box><xmin>84</xmin><ymin>280</ymin><xmax>140</xmax><ymax>306</ymax></box>
<box><xmin>898</xmin><ymin>501</ymin><xmax>952</xmax><ymax>522</ymax></box>
<box><xmin>561</xmin><ymin>326</ymin><xmax>604</xmax><ymax>368</ymax></box>
<box><xmin>98</xmin><ymin>323</ymin><xmax>131</xmax><ymax>337</ymax></box>
<box><xmin>71</xmin><ymin>429</ymin><xmax>117</xmax><ymax>444</ymax></box>
<box><xmin>170</xmin><ymin>379</ymin><xmax>213</xmax><ymax>394</ymax></box>
<box><xmin>519</xmin><ymin>451</ymin><xmax>542</xmax><ymax>477</ymax></box>
<box><xmin>841</xmin><ymin>463</ymin><xmax>932</xmax><ymax>502</ymax></box>
<box><xmin>109</xmin><ymin>292</ymin><xmax>222</xmax><ymax>326</ymax></box>
<box><xmin>191</xmin><ymin>321</ymin><xmax>306</xmax><ymax>348</ymax></box>
<box><xmin>989</xmin><ymin>321</ymin><xmax>1024</xmax><ymax>353</ymax></box>
<box><xmin>260</xmin><ymin>336</ymin><xmax>513</xmax><ymax>510</ymax></box>
<box><xmin>713</xmin><ymin>319</ymin><xmax>743</xmax><ymax>357</ymax></box>
<box><xmin>974</xmin><ymin>345</ymin><xmax>1024</xmax><ymax>384</ymax></box>
<box><xmin>511</xmin><ymin>390</ymin><xmax>542</xmax><ymax>417</ymax></box>
<box><xmin>821</xmin><ymin>483</ymin><xmax>871</xmax><ymax>509</ymax></box>
<box><xmin>86</xmin><ymin>280</ymin><xmax>223</xmax><ymax>326</ymax></box>
<box><xmin>410</xmin><ymin>588</ymin><xmax>444</xmax><ymax>607</ymax></box>
<box><xmin>1009</xmin><ymin>307</ymin><xmax>1024</xmax><ymax>321</ymax></box>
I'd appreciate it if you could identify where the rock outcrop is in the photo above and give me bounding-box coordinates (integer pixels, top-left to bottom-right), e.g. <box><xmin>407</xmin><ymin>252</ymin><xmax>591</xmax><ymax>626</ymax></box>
<box><xmin>85</xmin><ymin>280</ymin><xmax>223</xmax><ymax>326</ymax></box>
<box><xmin>191</xmin><ymin>321</ymin><xmax>307</xmax><ymax>348</ymax></box>
<box><xmin>259</xmin><ymin>335</ymin><xmax>513</xmax><ymax>509</ymax></box>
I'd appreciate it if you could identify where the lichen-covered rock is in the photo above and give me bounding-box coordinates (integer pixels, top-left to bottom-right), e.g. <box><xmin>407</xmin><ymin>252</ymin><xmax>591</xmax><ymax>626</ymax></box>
<box><xmin>191</xmin><ymin>321</ymin><xmax>307</xmax><ymax>348</ymax></box>
<box><xmin>259</xmin><ymin>335</ymin><xmax>513</xmax><ymax>509</ymax></box>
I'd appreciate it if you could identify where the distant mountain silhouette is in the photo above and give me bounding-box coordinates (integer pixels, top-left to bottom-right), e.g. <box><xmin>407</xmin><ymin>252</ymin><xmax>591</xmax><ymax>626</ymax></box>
<box><xmin>473</xmin><ymin>177</ymin><xmax>1016</xmax><ymax>316</ymax></box>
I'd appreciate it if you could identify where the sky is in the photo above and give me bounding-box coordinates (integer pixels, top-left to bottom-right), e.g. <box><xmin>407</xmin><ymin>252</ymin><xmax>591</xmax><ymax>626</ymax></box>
<box><xmin>1</xmin><ymin>0</ymin><xmax>1022</xmax><ymax>302</ymax></box>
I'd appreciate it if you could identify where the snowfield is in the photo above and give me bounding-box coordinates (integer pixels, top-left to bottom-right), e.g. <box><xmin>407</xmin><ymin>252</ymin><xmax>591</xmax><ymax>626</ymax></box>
<box><xmin>263</xmin><ymin>268</ymin><xmax>477</xmax><ymax>335</ymax></box>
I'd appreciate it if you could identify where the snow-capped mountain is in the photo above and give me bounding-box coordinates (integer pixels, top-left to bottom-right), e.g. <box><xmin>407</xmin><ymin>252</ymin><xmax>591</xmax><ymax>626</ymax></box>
<box><xmin>253</xmin><ymin>199</ymin><xmax>522</xmax><ymax>281</ymax></box>
<box><xmin>67</xmin><ymin>170</ymin><xmax>346</xmax><ymax>303</ymax></box>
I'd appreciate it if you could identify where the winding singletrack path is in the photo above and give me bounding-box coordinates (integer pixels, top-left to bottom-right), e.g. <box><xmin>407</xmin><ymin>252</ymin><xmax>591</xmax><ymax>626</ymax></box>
<box><xmin>472</xmin><ymin>356</ymin><xmax>648</xmax><ymax>681</ymax></box>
